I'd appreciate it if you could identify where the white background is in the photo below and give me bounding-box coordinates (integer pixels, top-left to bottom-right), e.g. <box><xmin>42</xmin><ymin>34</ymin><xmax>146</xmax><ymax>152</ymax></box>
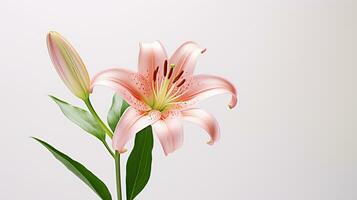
<box><xmin>0</xmin><ymin>0</ymin><xmax>356</xmax><ymax>199</ymax></box>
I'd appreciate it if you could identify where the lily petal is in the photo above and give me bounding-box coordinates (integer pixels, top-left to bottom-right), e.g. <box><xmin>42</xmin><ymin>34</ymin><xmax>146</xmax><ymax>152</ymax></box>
<box><xmin>91</xmin><ymin>68</ymin><xmax>151</xmax><ymax>111</ymax></box>
<box><xmin>178</xmin><ymin>75</ymin><xmax>238</xmax><ymax>109</ymax></box>
<box><xmin>152</xmin><ymin>115</ymin><xmax>183</xmax><ymax>156</ymax></box>
<box><xmin>138</xmin><ymin>41</ymin><xmax>168</xmax><ymax>81</ymax></box>
<box><xmin>112</xmin><ymin>107</ymin><xmax>161</xmax><ymax>153</ymax></box>
<box><xmin>169</xmin><ymin>41</ymin><xmax>206</xmax><ymax>80</ymax></box>
<box><xmin>181</xmin><ymin>108</ymin><xmax>220</xmax><ymax>145</ymax></box>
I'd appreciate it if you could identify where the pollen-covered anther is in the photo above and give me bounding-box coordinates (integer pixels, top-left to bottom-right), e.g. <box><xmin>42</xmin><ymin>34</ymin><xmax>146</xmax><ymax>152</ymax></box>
<box><xmin>153</xmin><ymin>66</ymin><xmax>159</xmax><ymax>81</ymax></box>
<box><xmin>173</xmin><ymin>70</ymin><xmax>184</xmax><ymax>83</ymax></box>
<box><xmin>167</xmin><ymin>64</ymin><xmax>175</xmax><ymax>79</ymax></box>
<box><xmin>176</xmin><ymin>79</ymin><xmax>186</xmax><ymax>87</ymax></box>
<box><xmin>163</xmin><ymin>60</ymin><xmax>168</xmax><ymax>76</ymax></box>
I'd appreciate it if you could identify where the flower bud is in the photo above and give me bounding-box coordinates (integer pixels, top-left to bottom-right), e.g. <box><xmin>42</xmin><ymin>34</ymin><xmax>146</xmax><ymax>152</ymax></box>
<box><xmin>46</xmin><ymin>31</ymin><xmax>90</xmax><ymax>100</ymax></box>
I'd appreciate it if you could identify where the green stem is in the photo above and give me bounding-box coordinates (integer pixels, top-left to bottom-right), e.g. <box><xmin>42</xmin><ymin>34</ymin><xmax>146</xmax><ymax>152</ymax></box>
<box><xmin>84</xmin><ymin>97</ymin><xmax>114</xmax><ymax>158</ymax></box>
<box><xmin>84</xmin><ymin>98</ymin><xmax>113</xmax><ymax>138</ymax></box>
<box><xmin>115</xmin><ymin>151</ymin><xmax>123</xmax><ymax>200</ymax></box>
<box><xmin>84</xmin><ymin>97</ymin><xmax>122</xmax><ymax>199</ymax></box>
<box><xmin>102</xmin><ymin>140</ymin><xmax>115</xmax><ymax>158</ymax></box>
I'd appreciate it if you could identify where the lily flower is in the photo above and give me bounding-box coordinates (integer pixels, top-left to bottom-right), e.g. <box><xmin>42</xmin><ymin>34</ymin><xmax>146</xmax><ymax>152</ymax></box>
<box><xmin>47</xmin><ymin>31</ymin><xmax>90</xmax><ymax>100</ymax></box>
<box><xmin>91</xmin><ymin>41</ymin><xmax>237</xmax><ymax>155</ymax></box>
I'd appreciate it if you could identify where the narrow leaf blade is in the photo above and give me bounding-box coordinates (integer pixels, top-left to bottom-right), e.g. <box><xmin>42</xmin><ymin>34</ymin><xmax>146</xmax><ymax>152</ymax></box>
<box><xmin>50</xmin><ymin>95</ymin><xmax>105</xmax><ymax>140</ymax></box>
<box><xmin>107</xmin><ymin>94</ymin><xmax>130</xmax><ymax>132</ymax></box>
<box><xmin>126</xmin><ymin>126</ymin><xmax>154</xmax><ymax>200</ymax></box>
<box><xmin>32</xmin><ymin>137</ymin><xmax>112</xmax><ymax>200</ymax></box>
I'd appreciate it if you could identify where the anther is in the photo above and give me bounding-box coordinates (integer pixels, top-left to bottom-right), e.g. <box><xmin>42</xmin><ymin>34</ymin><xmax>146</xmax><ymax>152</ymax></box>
<box><xmin>173</xmin><ymin>70</ymin><xmax>184</xmax><ymax>83</ymax></box>
<box><xmin>167</xmin><ymin>64</ymin><xmax>176</xmax><ymax>79</ymax></box>
<box><xmin>167</xmin><ymin>68</ymin><xmax>173</xmax><ymax>79</ymax></box>
<box><xmin>176</xmin><ymin>79</ymin><xmax>186</xmax><ymax>87</ymax></box>
<box><xmin>153</xmin><ymin>66</ymin><xmax>159</xmax><ymax>81</ymax></box>
<box><xmin>163</xmin><ymin>60</ymin><xmax>168</xmax><ymax>76</ymax></box>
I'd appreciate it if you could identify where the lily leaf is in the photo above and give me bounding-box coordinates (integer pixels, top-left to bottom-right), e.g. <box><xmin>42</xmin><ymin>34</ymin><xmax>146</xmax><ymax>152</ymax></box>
<box><xmin>107</xmin><ymin>93</ymin><xmax>130</xmax><ymax>132</ymax></box>
<box><xmin>32</xmin><ymin>137</ymin><xmax>112</xmax><ymax>200</ymax></box>
<box><xmin>126</xmin><ymin>126</ymin><xmax>154</xmax><ymax>200</ymax></box>
<box><xmin>50</xmin><ymin>95</ymin><xmax>105</xmax><ymax>140</ymax></box>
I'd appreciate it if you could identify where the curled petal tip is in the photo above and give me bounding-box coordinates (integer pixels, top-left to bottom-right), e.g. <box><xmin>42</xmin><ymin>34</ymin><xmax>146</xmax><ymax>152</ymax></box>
<box><xmin>163</xmin><ymin>149</ymin><xmax>175</xmax><ymax>156</ymax></box>
<box><xmin>229</xmin><ymin>95</ymin><xmax>238</xmax><ymax>109</ymax></box>
<box><xmin>181</xmin><ymin>108</ymin><xmax>220</xmax><ymax>148</ymax></box>
<box><xmin>119</xmin><ymin>148</ymin><xmax>128</xmax><ymax>153</ymax></box>
<box><xmin>228</xmin><ymin>102</ymin><xmax>236</xmax><ymax>109</ymax></box>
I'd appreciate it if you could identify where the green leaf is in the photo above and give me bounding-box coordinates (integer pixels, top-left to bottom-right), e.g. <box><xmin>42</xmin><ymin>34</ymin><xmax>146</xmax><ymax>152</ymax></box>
<box><xmin>32</xmin><ymin>137</ymin><xmax>112</xmax><ymax>200</ymax></box>
<box><xmin>126</xmin><ymin>126</ymin><xmax>154</xmax><ymax>200</ymax></box>
<box><xmin>107</xmin><ymin>94</ymin><xmax>130</xmax><ymax>132</ymax></box>
<box><xmin>50</xmin><ymin>95</ymin><xmax>105</xmax><ymax>140</ymax></box>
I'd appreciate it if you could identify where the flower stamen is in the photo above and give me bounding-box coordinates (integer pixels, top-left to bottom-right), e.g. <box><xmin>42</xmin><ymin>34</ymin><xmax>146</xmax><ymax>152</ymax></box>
<box><xmin>150</xmin><ymin>63</ymin><xmax>189</xmax><ymax>111</ymax></box>
<box><xmin>153</xmin><ymin>66</ymin><xmax>159</xmax><ymax>82</ymax></box>
<box><xmin>167</xmin><ymin>64</ymin><xmax>175</xmax><ymax>79</ymax></box>
<box><xmin>163</xmin><ymin>60</ymin><xmax>168</xmax><ymax>77</ymax></box>
<box><xmin>173</xmin><ymin>70</ymin><xmax>184</xmax><ymax>83</ymax></box>
<box><xmin>176</xmin><ymin>79</ymin><xmax>186</xmax><ymax>87</ymax></box>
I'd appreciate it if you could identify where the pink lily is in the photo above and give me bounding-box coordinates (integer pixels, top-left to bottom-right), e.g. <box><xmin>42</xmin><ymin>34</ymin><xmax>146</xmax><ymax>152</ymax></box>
<box><xmin>91</xmin><ymin>41</ymin><xmax>237</xmax><ymax>155</ymax></box>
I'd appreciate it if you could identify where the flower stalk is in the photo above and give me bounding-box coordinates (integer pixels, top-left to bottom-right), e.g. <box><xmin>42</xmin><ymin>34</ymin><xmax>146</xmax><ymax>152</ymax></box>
<box><xmin>84</xmin><ymin>97</ymin><xmax>114</xmax><ymax>138</ymax></box>
<box><xmin>115</xmin><ymin>151</ymin><xmax>123</xmax><ymax>200</ymax></box>
<box><xmin>84</xmin><ymin>97</ymin><xmax>123</xmax><ymax>199</ymax></box>
<box><xmin>101</xmin><ymin>140</ymin><xmax>115</xmax><ymax>158</ymax></box>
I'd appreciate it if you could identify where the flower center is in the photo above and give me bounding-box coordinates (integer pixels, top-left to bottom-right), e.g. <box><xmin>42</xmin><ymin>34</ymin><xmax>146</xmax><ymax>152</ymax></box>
<box><xmin>149</xmin><ymin>60</ymin><xmax>186</xmax><ymax>111</ymax></box>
